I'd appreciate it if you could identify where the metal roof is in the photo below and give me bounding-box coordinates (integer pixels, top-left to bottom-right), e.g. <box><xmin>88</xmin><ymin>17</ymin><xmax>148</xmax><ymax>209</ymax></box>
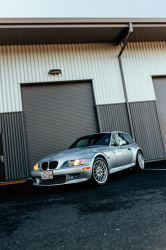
<box><xmin>0</xmin><ymin>18</ymin><xmax>166</xmax><ymax>45</ymax></box>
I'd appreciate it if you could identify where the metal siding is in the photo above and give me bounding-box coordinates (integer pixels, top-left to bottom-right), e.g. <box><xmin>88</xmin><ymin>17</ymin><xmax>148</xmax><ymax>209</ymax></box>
<box><xmin>0</xmin><ymin>43</ymin><xmax>125</xmax><ymax>113</ymax></box>
<box><xmin>0</xmin><ymin>112</ymin><xmax>29</xmax><ymax>180</ymax></box>
<box><xmin>153</xmin><ymin>78</ymin><xmax>166</xmax><ymax>152</ymax></box>
<box><xmin>21</xmin><ymin>82</ymin><xmax>98</xmax><ymax>172</ymax></box>
<box><xmin>121</xmin><ymin>42</ymin><xmax>166</xmax><ymax>102</ymax></box>
<box><xmin>96</xmin><ymin>103</ymin><xmax>131</xmax><ymax>136</ymax></box>
<box><xmin>1</xmin><ymin>41</ymin><xmax>166</xmax><ymax>112</ymax></box>
<box><xmin>129</xmin><ymin>101</ymin><xmax>165</xmax><ymax>160</ymax></box>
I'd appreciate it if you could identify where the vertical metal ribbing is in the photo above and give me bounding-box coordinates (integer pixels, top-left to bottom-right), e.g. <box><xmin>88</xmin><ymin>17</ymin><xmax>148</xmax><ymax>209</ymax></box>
<box><xmin>96</xmin><ymin>106</ymin><xmax>103</xmax><ymax>132</ymax></box>
<box><xmin>96</xmin><ymin>103</ymin><xmax>131</xmax><ymax>136</ymax></box>
<box><xmin>129</xmin><ymin>101</ymin><xmax>165</xmax><ymax>160</ymax></box>
<box><xmin>21</xmin><ymin>112</ymin><xmax>29</xmax><ymax>176</ymax></box>
<box><xmin>2</xmin><ymin>114</ymin><xmax>9</xmax><ymax>180</ymax></box>
<box><xmin>15</xmin><ymin>112</ymin><xmax>23</xmax><ymax>178</ymax></box>
<box><xmin>18</xmin><ymin>113</ymin><xmax>25</xmax><ymax>178</ymax></box>
<box><xmin>1</xmin><ymin>115</ymin><xmax>7</xmax><ymax>180</ymax></box>
<box><xmin>154</xmin><ymin>100</ymin><xmax>166</xmax><ymax>155</ymax></box>
<box><xmin>0</xmin><ymin>112</ymin><xmax>29</xmax><ymax>180</ymax></box>
<box><xmin>11</xmin><ymin>113</ymin><xmax>18</xmax><ymax>179</ymax></box>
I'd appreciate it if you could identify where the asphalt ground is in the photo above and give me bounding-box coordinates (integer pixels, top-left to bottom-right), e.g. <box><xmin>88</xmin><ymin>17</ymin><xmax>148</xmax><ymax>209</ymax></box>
<box><xmin>1</xmin><ymin>162</ymin><xmax>166</xmax><ymax>250</ymax></box>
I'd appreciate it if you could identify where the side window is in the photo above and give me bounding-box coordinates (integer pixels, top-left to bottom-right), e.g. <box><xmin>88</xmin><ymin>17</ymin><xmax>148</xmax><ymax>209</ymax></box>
<box><xmin>111</xmin><ymin>133</ymin><xmax>123</xmax><ymax>146</ymax></box>
<box><xmin>111</xmin><ymin>134</ymin><xmax>116</xmax><ymax>146</ymax></box>
<box><xmin>120</xmin><ymin>133</ymin><xmax>134</xmax><ymax>145</ymax></box>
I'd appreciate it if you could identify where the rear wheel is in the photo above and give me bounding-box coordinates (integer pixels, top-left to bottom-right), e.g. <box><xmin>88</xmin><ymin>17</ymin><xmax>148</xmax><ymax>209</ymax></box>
<box><xmin>92</xmin><ymin>158</ymin><xmax>109</xmax><ymax>186</ymax></box>
<box><xmin>135</xmin><ymin>151</ymin><xmax>144</xmax><ymax>171</ymax></box>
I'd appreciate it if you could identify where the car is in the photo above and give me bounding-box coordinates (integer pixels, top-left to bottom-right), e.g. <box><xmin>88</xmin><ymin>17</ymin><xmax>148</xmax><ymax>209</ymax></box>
<box><xmin>31</xmin><ymin>131</ymin><xmax>144</xmax><ymax>186</ymax></box>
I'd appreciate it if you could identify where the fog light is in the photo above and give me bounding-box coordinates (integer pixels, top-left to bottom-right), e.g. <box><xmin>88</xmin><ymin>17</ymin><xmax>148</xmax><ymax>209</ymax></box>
<box><xmin>70</xmin><ymin>174</ymin><xmax>80</xmax><ymax>179</ymax></box>
<box><xmin>73</xmin><ymin>173</ymin><xmax>80</xmax><ymax>178</ymax></box>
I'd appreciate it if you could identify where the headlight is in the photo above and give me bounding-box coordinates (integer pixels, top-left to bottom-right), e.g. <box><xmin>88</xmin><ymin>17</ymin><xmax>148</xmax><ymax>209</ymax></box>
<box><xmin>61</xmin><ymin>159</ymin><xmax>86</xmax><ymax>167</ymax></box>
<box><xmin>33</xmin><ymin>164</ymin><xmax>40</xmax><ymax>171</ymax></box>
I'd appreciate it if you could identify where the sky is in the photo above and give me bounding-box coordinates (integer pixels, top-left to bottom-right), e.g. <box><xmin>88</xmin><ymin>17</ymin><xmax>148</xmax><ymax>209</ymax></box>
<box><xmin>0</xmin><ymin>0</ymin><xmax>165</xmax><ymax>18</ymax></box>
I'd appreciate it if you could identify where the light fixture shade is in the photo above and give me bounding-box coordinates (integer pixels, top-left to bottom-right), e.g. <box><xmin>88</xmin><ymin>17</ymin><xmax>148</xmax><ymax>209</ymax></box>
<box><xmin>49</xmin><ymin>69</ymin><xmax>61</xmax><ymax>75</ymax></box>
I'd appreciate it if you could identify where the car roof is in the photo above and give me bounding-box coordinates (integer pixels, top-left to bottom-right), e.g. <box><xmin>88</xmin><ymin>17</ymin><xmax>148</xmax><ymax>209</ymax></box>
<box><xmin>84</xmin><ymin>131</ymin><xmax>128</xmax><ymax>137</ymax></box>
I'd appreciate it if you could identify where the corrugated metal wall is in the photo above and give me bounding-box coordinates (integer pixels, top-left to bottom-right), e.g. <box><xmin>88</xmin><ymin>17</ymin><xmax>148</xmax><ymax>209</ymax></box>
<box><xmin>129</xmin><ymin>101</ymin><xmax>165</xmax><ymax>160</ymax></box>
<box><xmin>0</xmin><ymin>43</ymin><xmax>125</xmax><ymax>113</ymax></box>
<box><xmin>1</xmin><ymin>41</ymin><xmax>166</xmax><ymax>163</ymax></box>
<box><xmin>1</xmin><ymin>42</ymin><xmax>166</xmax><ymax>113</ymax></box>
<box><xmin>96</xmin><ymin>103</ymin><xmax>131</xmax><ymax>136</ymax></box>
<box><xmin>0</xmin><ymin>112</ymin><xmax>29</xmax><ymax>180</ymax></box>
<box><xmin>122</xmin><ymin>42</ymin><xmax>166</xmax><ymax>102</ymax></box>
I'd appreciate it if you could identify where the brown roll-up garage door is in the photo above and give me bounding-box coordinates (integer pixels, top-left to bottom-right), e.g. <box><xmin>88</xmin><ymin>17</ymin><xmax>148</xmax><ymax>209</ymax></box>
<box><xmin>21</xmin><ymin>81</ymin><xmax>98</xmax><ymax>172</ymax></box>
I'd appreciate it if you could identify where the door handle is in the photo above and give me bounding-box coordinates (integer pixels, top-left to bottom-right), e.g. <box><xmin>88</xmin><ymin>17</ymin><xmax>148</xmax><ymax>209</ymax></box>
<box><xmin>128</xmin><ymin>148</ymin><xmax>131</xmax><ymax>151</ymax></box>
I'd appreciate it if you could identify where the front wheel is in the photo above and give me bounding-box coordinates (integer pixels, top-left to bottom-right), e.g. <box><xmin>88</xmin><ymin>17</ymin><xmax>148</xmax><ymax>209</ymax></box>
<box><xmin>92</xmin><ymin>158</ymin><xmax>109</xmax><ymax>186</ymax></box>
<box><xmin>135</xmin><ymin>151</ymin><xmax>145</xmax><ymax>171</ymax></box>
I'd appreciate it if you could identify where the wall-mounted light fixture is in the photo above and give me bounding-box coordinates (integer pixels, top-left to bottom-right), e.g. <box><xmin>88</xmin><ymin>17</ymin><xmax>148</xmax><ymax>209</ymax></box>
<box><xmin>49</xmin><ymin>69</ymin><xmax>61</xmax><ymax>75</ymax></box>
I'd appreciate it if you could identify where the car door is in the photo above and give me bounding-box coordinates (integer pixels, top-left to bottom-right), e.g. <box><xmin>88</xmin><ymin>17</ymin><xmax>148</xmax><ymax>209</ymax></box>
<box><xmin>111</xmin><ymin>133</ymin><xmax>133</xmax><ymax>167</ymax></box>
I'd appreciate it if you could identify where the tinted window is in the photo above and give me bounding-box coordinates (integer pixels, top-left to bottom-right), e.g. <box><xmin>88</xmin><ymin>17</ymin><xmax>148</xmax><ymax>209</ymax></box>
<box><xmin>69</xmin><ymin>133</ymin><xmax>111</xmax><ymax>149</ymax></box>
<box><xmin>120</xmin><ymin>133</ymin><xmax>134</xmax><ymax>144</ymax></box>
<box><xmin>111</xmin><ymin>133</ymin><xmax>133</xmax><ymax>146</ymax></box>
<box><xmin>111</xmin><ymin>133</ymin><xmax>124</xmax><ymax>146</ymax></box>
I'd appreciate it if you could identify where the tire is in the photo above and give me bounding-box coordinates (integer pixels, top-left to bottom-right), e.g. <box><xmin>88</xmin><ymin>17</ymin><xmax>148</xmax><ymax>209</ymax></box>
<box><xmin>134</xmin><ymin>151</ymin><xmax>145</xmax><ymax>171</ymax></box>
<box><xmin>91</xmin><ymin>157</ymin><xmax>109</xmax><ymax>186</ymax></box>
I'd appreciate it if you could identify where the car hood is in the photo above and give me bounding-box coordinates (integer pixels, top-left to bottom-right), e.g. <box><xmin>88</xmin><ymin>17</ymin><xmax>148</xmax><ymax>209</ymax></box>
<box><xmin>39</xmin><ymin>146</ymin><xmax>104</xmax><ymax>163</ymax></box>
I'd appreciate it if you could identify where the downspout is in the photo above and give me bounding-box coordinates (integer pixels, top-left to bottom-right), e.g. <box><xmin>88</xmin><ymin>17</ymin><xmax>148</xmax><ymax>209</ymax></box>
<box><xmin>118</xmin><ymin>23</ymin><xmax>135</xmax><ymax>140</ymax></box>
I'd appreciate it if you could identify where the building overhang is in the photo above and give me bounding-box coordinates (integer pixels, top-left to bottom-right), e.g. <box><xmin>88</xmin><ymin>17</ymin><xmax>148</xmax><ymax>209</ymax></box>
<box><xmin>0</xmin><ymin>18</ymin><xmax>166</xmax><ymax>45</ymax></box>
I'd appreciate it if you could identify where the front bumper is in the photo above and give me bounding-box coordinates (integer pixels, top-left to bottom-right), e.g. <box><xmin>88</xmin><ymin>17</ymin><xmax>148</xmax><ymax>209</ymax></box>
<box><xmin>31</xmin><ymin>159</ymin><xmax>93</xmax><ymax>186</ymax></box>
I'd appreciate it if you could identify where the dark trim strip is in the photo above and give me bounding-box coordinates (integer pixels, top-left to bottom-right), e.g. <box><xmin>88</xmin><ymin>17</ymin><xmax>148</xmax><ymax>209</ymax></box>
<box><xmin>19</xmin><ymin>79</ymin><xmax>93</xmax><ymax>86</ymax></box>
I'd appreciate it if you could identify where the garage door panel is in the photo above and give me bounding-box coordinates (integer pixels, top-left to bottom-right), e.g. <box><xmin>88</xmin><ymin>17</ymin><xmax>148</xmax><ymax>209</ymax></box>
<box><xmin>153</xmin><ymin>78</ymin><xmax>166</xmax><ymax>152</ymax></box>
<box><xmin>21</xmin><ymin>82</ymin><xmax>98</xmax><ymax>171</ymax></box>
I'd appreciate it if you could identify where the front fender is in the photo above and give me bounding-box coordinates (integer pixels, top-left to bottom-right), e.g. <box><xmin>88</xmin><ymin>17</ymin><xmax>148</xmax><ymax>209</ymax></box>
<box><xmin>91</xmin><ymin>152</ymin><xmax>109</xmax><ymax>168</ymax></box>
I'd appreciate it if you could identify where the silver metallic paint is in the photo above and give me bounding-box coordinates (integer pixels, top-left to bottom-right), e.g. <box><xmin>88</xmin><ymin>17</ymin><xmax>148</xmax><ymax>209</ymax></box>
<box><xmin>31</xmin><ymin>131</ymin><xmax>142</xmax><ymax>186</ymax></box>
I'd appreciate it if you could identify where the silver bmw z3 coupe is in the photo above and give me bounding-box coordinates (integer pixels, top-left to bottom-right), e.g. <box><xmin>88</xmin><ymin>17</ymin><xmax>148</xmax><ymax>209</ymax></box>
<box><xmin>31</xmin><ymin>131</ymin><xmax>144</xmax><ymax>186</ymax></box>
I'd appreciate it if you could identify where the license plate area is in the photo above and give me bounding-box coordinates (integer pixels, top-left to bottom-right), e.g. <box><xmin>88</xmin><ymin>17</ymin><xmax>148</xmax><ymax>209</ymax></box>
<box><xmin>41</xmin><ymin>171</ymin><xmax>53</xmax><ymax>180</ymax></box>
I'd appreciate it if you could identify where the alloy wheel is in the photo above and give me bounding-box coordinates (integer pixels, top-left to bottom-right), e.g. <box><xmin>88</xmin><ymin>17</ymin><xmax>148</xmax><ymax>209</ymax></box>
<box><xmin>93</xmin><ymin>159</ymin><xmax>108</xmax><ymax>185</ymax></box>
<box><xmin>138</xmin><ymin>153</ymin><xmax>144</xmax><ymax>169</ymax></box>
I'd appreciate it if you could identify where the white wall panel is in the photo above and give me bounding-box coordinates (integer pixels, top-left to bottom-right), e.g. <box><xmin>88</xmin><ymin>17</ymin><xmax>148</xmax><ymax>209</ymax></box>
<box><xmin>1</xmin><ymin>41</ymin><xmax>165</xmax><ymax>113</ymax></box>
<box><xmin>122</xmin><ymin>42</ymin><xmax>166</xmax><ymax>102</ymax></box>
<box><xmin>0</xmin><ymin>43</ymin><xmax>125</xmax><ymax>113</ymax></box>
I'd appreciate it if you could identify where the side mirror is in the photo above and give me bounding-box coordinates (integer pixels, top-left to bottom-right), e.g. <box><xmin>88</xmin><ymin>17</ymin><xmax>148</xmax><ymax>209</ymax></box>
<box><xmin>119</xmin><ymin>140</ymin><xmax>126</xmax><ymax>149</ymax></box>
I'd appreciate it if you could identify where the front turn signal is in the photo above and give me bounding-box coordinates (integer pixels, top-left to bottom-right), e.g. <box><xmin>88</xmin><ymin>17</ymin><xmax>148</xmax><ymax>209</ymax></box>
<box><xmin>82</xmin><ymin>167</ymin><xmax>90</xmax><ymax>170</ymax></box>
<box><xmin>33</xmin><ymin>164</ymin><xmax>40</xmax><ymax>171</ymax></box>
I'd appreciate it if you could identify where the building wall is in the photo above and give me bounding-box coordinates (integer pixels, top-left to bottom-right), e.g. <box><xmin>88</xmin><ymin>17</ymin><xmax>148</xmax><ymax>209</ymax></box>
<box><xmin>0</xmin><ymin>112</ymin><xmax>29</xmax><ymax>180</ymax></box>
<box><xmin>0</xmin><ymin>41</ymin><xmax>166</xmax><ymax>174</ymax></box>
<box><xmin>122</xmin><ymin>42</ymin><xmax>166</xmax><ymax>102</ymax></box>
<box><xmin>129</xmin><ymin>101</ymin><xmax>165</xmax><ymax>160</ymax></box>
<box><xmin>0</xmin><ymin>43</ymin><xmax>125</xmax><ymax>113</ymax></box>
<box><xmin>1</xmin><ymin>42</ymin><xmax>166</xmax><ymax>114</ymax></box>
<box><xmin>96</xmin><ymin>103</ymin><xmax>131</xmax><ymax>136</ymax></box>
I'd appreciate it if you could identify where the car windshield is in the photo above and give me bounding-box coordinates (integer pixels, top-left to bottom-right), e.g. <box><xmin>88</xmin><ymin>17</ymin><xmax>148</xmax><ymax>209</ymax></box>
<box><xmin>69</xmin><ymin>133</ymin><xmax>111</xmax><ymax>149</ymax></box>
